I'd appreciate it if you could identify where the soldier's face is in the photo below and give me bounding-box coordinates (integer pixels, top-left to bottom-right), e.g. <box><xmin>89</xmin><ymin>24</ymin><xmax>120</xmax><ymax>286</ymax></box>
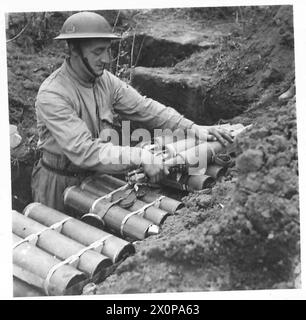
<box><xmin>79</xmin><ymin>38</ymin><xmax>112</xmax><ymax>76</ymax></box>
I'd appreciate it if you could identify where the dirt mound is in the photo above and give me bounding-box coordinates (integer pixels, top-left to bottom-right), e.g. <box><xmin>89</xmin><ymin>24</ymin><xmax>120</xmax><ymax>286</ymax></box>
<box><xmin>97</xmin><ymin>100</ymin><xmax>299</xmax><ymax>294</ymax></box>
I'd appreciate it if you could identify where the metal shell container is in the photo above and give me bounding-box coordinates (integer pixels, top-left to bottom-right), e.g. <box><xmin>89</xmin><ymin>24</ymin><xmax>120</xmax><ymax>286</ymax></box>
<box><xmin>63</xmin><ymin>186</ymin><xmax>97</xmax><ymax>215</ymax></box>
<box><xmin>164</xmin><ymin>140</ymin><xmax>225</xmax><ymax>169</ymax></box>
<box><xmin>92</xmin><ymin>174</ymin><xmax>183</xmax><ymax>214</ymax></box>
<box><xmin>141</xmin><ymin>192</ymin><xmax>184</xmax><ymax>214</ymax></box>
<box><xmin>13</xmin><ymin>277</ymin><xmax>44</xmax><ymax>297</ymax></box>
<box><xmin>205</xmin><ymin>164</ymin><xmax>228</xmax><ymax>179</ymax></box>
<box><xmin>63</xmin><ymin>186</ymin><xmax>159</xmax><ymax>240</ymax></box>
<box><xmin>164</xmin><ymin>138</ymin><xmax>198</xmax><ymax>158</ymax></box>
<box><xmin>80</xmin><ymin>177</ymin><xmax>170</xmax><ymax>225</ymax></box>
<box><xmin>160</xmin><ymin>176</ymin><xmax>190</xmax><ymax>191</ymax></box>
<box><xmin>153</xmin><ymin>133</ymin><xmax>187</xmax><ymax>149</ymax></box>
<box><xmin>187</xmin><ymin>174</ymin><xmax>215</xmax><ymax>190</ymax></box>
<box><xmin>13</xmin><ymin>211</ymin><xmax>112</xmax><ymax>281</ymax></box>
<box><xmin>13</xmin><ymin>233</ymin><xmax>86</xmax><ymax>296</ymax></box>
<box><xmin>23</xmin><ymin>203</ymin><xmax>135</xmax><ymax>263</ymax></box>
<box><xmin>161</xmin><ymin>174</ymin><xmax>215</xmax><ymax>191</ymax></box>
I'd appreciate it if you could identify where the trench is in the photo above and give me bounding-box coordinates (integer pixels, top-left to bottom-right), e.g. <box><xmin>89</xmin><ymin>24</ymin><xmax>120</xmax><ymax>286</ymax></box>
<box><xmin>113</xmin><ymin>32</ymin><xmax>252</xmax><ymax>125</ymax></box>
<box><xmin>112</xmin><ymin>34</ymin><xmax>212</xmax><ymax>68</ymax></box>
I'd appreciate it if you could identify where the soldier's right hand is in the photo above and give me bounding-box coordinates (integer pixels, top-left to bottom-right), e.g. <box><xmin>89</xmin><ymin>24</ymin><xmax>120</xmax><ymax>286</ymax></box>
<box><xmin>141</xmin><ymin>151</ymin><xmax>169</xmax><ymax>183</ymax></box>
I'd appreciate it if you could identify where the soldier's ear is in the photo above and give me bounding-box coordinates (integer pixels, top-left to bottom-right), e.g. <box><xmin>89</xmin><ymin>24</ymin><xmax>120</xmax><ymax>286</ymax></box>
<box><xmin>67</xmin><ymin>40</ymin><xmax>81</xmax><ymax>57</ymax></box>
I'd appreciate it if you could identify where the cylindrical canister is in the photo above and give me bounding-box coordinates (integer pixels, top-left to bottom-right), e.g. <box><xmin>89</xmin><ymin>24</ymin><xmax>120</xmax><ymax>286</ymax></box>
<box><xmin>187</xmin><ymin>174</ymin><xmax>216</xmax><ymax>190</ymax></box>
<box><xmin>13</xmin><ymin>233</ymin><xmax>86</xmax><ymax>296</ymax></box>
<box><xmin>80</xmin><ymin>177</ymin><xmax>169</xmax><ymax>225</ymax></box>
<box><xmin>141</xmin><ymin>192</ymin><xmax>184</xmax><ymax>214</ymax></box>
<box><xmin>205</xmin><ymin>164</ymin><xmax>228</xmax><ymax>179</ymax></box>
<box><xmin>12</xmin><ymin>211</ymin><xmax>112</xmax><ymax>280</ymax></box>
<box><xmin>92</xmin><ymin>174</ymin><xmax>183</xmax><ymax>214</ymax></box>
<box><xmin>63</xmin><ymin>187</ymin><xmax>158</xmax><ymax>240</ymax></box>
<box><xmin>63</xmin><ymin>186</ymin><xmax>97</xmax><ymax>216</ymax></box>
<box><xmin>126</xmin><ymin>200</ymin><xmax>169</xmax><ymax>225</ymax></box>
<box><xmin>13</xmin><ymin>277</ymin><xmax>44</xmax><ymax>297</ymax></box>
<box><xmin>164</xmin><ymin>138</ymin><xmax>198</xmax><ymax>157</ymax></box>
<box><xmin>23</xmin><ymin>203</ymin><xmax>135</xmax><ymax>263</ymax></box>
<box><xmin>153</xmin><ymin>135</ymin><xmax>177</xmax><ymax>148</ymax></box>
<box><xmin>164</xmin><ymin>140</ymin><xmax>225</xmax><ymax>168</ymax></box>
<box><xmin>160</xmin><ymin>177</ymin><xmax>190</xmax><ymax>191</ymax></box>
<box><xmin>161</xmin><ymin>174</ymin><xmax>216</xmax><ymax>191</ymax></box>
<box><xmin>94</xmin><ymin>174</ymin><xmax>126</xmax><ymax>189</ymax></box>
<box><xmin>80</xmin><ymin>177</ymin><xmax>112</xmax><ymax>197</ymax></box>
<box><xmin>153</xmin><ymin>133</ymin><xmax>186</xmax><ymax>148</ymax></box>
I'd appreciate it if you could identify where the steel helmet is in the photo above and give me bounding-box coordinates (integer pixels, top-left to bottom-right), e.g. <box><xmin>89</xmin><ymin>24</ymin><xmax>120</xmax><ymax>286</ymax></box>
<box><xmin>54</xmin><ymin>11</ymin><xmax>120</xmax><ymax>40</ymax></box>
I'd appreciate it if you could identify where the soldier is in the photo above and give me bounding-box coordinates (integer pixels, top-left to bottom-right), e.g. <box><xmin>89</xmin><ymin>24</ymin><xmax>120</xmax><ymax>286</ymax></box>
<box><xmin>32</xmin><ymin>11</ymin><xmax>233</xmax><ymax>211</ymax></box>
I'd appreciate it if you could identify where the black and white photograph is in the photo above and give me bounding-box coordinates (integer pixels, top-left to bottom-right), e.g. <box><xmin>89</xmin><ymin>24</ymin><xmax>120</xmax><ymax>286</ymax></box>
<box><xmin>1</xmin><ymin>0</ymin><xmax>305</xmax><ymax>300</ymax></box>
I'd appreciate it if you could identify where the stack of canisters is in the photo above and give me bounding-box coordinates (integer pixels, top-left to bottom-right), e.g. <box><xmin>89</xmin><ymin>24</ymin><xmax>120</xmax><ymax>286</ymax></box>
<box><xmin>13</xmin><ymin>123</ymin><xmax>249</xmax><ymax>296</ymax></box>
<box><xmin>12</xmin><ymin>175</ymin><xmax>183</xmax><ymax>296</ymax></box>
<box><xmin>146</xmin><ymin>123</ymin><xmax>251</xmax><ymax>191</ymax></box>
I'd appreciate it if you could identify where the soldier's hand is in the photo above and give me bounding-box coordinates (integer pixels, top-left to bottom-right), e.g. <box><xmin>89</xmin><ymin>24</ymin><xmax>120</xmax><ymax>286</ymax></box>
<box><xmin>141</xmin><ymin>152</ymin><xmax>169</xmax><ymax>183</ymax></box>
<box><xmin>191</xmin><ymin>124</ymin><xmax>233</xmax><ymax>147</ymax></box>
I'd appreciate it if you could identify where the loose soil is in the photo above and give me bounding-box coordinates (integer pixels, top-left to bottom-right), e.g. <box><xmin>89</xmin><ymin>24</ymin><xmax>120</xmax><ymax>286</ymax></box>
<box><xmin>6</xmin><ymin>5</ymin><xmax>299</xmax><ymax>294</ymax></box>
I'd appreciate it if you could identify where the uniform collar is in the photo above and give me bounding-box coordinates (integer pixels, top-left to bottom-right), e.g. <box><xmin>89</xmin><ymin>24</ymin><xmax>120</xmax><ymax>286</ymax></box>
<box><xmin>64</xmin><ymin>58</ymin><xmax>97</xmax><ymax>88</ymax></box>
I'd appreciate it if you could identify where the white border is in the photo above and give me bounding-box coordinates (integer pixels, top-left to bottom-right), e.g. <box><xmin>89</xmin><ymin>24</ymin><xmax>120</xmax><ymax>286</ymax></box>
<box><xmin>1</xmin><ymin>0</ymin><xmax>305</xmax><ymax>300</ymax></box>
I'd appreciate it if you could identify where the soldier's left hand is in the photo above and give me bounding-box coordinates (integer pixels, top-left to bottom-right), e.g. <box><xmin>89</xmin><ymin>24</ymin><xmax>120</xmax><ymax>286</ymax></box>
<box><xmin>191</xmin><ymin>124</ymin><xmax>234</xmax><ymax>147</ymax></box>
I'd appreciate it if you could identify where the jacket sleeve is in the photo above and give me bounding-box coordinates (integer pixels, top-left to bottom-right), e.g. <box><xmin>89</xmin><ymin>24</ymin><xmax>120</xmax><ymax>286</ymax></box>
<box><xmin>108</xmin><ymin>73</ymin><xmax>194</xmax><ymax>131</ymax></box>
<box><xmin>36</xmin><ymin>90</ymin><xmax>148</xmax><ymax>174</ymax></box>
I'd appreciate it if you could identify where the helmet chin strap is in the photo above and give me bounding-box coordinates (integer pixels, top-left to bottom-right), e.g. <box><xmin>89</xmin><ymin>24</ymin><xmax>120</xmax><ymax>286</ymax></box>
<box><xmin>82</xmin><ymin>56</ymin><xmax>108</xmax><ymax>78</ymax></box>
<box><xmin>76</xmin><ymin>44</ymin><xmax>101</xmax><ymax>78</ymax></box>
<box><xmin>71</xmin><ymin>41</ymin><xmax>107</xmax><ymax>78</ymax></box>
<box><xmin>81</xmin><ymin>55</ymin><xmax>100</xmax><ymax>78</ymax></box>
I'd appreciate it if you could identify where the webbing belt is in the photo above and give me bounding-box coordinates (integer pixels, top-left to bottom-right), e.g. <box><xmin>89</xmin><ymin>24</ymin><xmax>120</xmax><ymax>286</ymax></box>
<box><xmin>13</xmin><ymin>217</ymin><xmax>73</xmax><ymax>249</ymax></box>
<box><xmin>80</xmin><ymin>184</ymin><xmax>131</xmax><ymax>228</ymax></box>
<box><xmin>41</xmin><ymin>158</ymin><xmax>92</xmax><ymax>178</ymax></box>
<box><xmin>120</xmin><ymin>196</ymin><xmax>165</xmax><ymax>236</ymax></box>
<box><xmin>42</xmin><ymin>234</ymin><xmax>112</xmax><ymax>296</ymax></box>
<box><xmin>85</xmin><ymin>198</ymin><xmax>123</xmax><ymax>228</ymax></box>
<box><xmin>90</xmin><ymin>184</ymin><xmax>130</xmax><ymax>212</ymax></box>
